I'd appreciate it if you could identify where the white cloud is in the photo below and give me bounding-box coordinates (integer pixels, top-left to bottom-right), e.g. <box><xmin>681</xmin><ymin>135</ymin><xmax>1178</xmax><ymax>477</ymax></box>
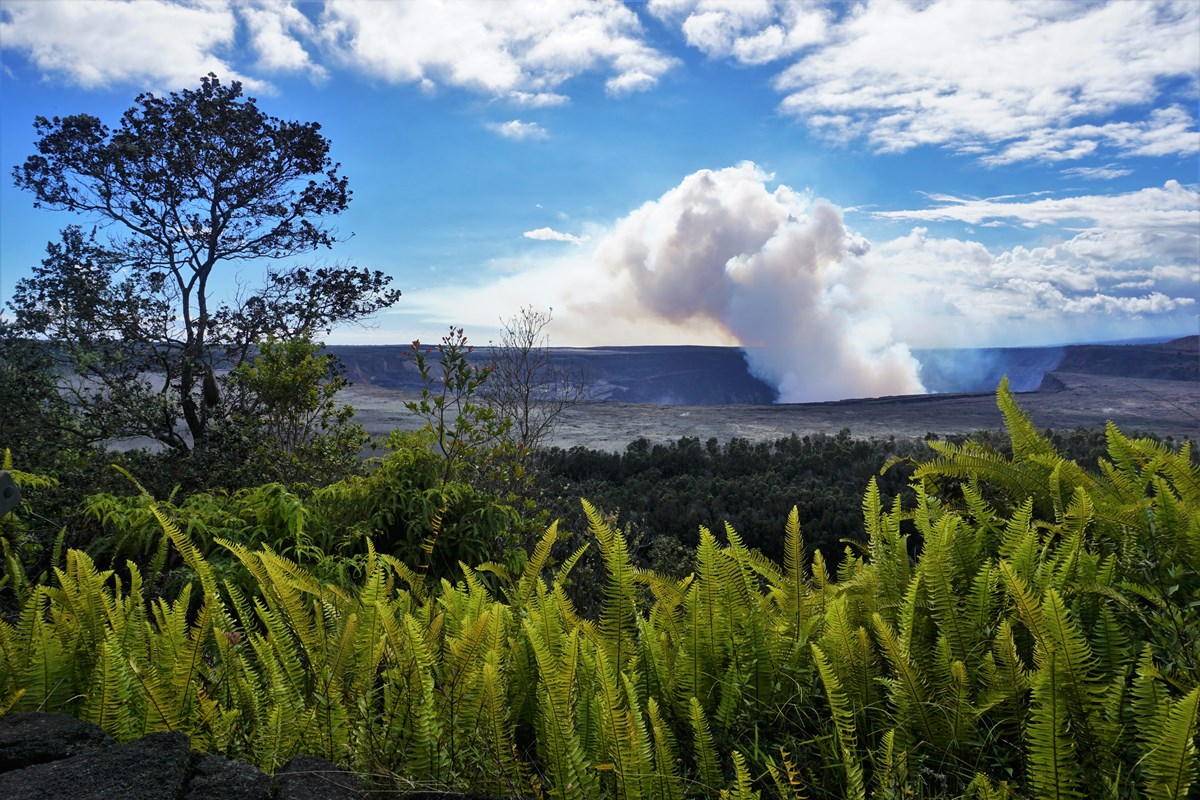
<box><xmin>874</xmin><ymin>181</ymin><xmax>1200</xmax><ymax>232</ymax></box>
<box><xmin>1061</xmin><ymin>164</ymin><xmax>1135</xmax><ymax>181</ymax></box>
<box><xmin>409</xmin><ymin>167</ymin><xmax>1198</xmax><ymax>361</ymax></box>
<box><xmin>242</xmin><ymin>0</ymin><xmax>326</xmax><ymax>79</ymax></box>
<box><xmin>856</xmin><ymin>214</ymin><xmax>1199</xmax><ymax>349</ymax></box>
<box><xmin>488</xmin><ymin>119</ymin><xmax>548</xmax><ymax>140</ymax></box>
<box><xmin>508</xmin><ymin>91</ymin><xmax>569</xmax><ymax>108</ymax></box>
<box><xmin>649</xmin><ymin>0</ymin><xmax>828</xmax><ymax>65</ymax></box>
<box><xmin>0</xmin><ymin>0</ymin><xmax>675</xmax><ymax>101</ymax></box>
<box><xmin>1061</xmin><ymin>292</ymin><xmax>1194</xmax><ymax>315</ymax></box>
<box><xmin>773</xmin><ymin>0</ymin><xmax>1200</xmax><ymax>162</ymax></box>
<box><xmin>652</xmin><ymin>0</ymin><xmax>1200</xmax><ymax>164</ymax></box>
<box><xmin>863</xmin><ymin>181</ymin><xmax>1200</xmax><ymax>346</ymax></box>
<box><xmin>524</xmin><ymin>227</ymin><xmax>591</xmax><ymax>244</ymax></box>
<box><xmin>320</xmin><ymin>0</ymin><xmax>674</xmax><ymax>97</ymax></box>
<box><xmin>0</xmin><ymin>0</ymin><xmax>266</xmax><ymax>91</ymax></box>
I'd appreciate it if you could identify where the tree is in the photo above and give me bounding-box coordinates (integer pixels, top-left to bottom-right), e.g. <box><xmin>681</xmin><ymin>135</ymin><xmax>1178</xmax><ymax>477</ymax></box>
<box><xmin>9</xmin><ymin>74</ymin><xmax>400</xmax><ymax>454</ymax></box>
<box><xmin>0</xmin><ymin>321</ymin><xmax>86</xmax><ymax>468</ymax></box>
<box><xmin>404</xmin><ymin>327</ymin><xmax>510</xmax><ymax>485</ymax></box>
<box><xmin>228</xmin><ymin>336</ymin><xmax>369</xmax><ymax>486</ymax></box>
<box><xmin>485</xmin><ymin>307</ymin><xmax>584</xmax><ymax>461</ymax></box>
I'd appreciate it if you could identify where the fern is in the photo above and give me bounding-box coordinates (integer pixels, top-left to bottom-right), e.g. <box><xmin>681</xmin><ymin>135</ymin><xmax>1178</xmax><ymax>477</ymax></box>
<box><xmin>1140</xmin><ymin>685</ymin><xmax>1200</xmax><ymax>800</ymax></box>
<box><xmin>647</xmin><ymin>697</ymin><xmax>685</xmax><ymax>800</ymax></box>
<box><xmin>812</xmin><ymin>643</ymin><xmax>866</xmax><ymax>800</ymax></box>
<box><xmin>1027</xmin><ymin>651</ymin><xmax>1083</xmax><ymax>800</ymax></box>
<box><xmin>690</xmin><ymin>695</ymin><xmax>724</xmax><ymax>796</ymax></box>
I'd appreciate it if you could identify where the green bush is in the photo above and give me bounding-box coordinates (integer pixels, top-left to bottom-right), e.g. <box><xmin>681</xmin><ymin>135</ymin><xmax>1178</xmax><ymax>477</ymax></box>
<box><xmin>1</xmin><ymin>381</ymin><xmax>1196</xmax><ymax>799</ymax></box>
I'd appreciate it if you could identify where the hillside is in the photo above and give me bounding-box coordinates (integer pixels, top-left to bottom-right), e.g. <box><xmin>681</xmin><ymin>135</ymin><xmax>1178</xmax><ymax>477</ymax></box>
<box><xmin>328</xmin><ymin>335</ymin><xmax>1198</xmax><ymax>407</ymax></box>
<box><xmin>336</xmin><ymin>336</ymin><xmax>1200</xmax><ymax>450</ymax></box>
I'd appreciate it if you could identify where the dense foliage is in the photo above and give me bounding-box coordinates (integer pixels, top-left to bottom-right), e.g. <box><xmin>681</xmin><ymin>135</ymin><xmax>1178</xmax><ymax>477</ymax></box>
<box><xmin>8</xmin><ymin>74</ymin><xmax>399</xmax><ymax>454</ymax></box>
<box><xmin>1</xmin><ymin>383</ymin><xmax>1196</xmax><ymax>799</ymax></box>
<box><xmin>535</xmin><ymin>425</ymin><xmax>1135</xmax><ymax>581</ymax></box>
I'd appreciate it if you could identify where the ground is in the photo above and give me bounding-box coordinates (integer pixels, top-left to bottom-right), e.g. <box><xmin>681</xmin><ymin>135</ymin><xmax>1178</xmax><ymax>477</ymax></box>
<box><xmin>341</xmin><ymin>370</ymin><xmax>1200</xmax><ymax>452</ymax></box>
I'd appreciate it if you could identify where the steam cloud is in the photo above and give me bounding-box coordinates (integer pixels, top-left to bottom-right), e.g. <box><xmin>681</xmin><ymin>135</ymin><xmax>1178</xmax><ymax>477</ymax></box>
<box><xmin>572</xmin><ymin>163</ymin><xmax>925</xmax><ymax>402</ymax></box>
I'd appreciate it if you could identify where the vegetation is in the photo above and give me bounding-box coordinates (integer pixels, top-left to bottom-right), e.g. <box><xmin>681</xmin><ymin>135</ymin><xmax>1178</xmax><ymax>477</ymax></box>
<box><xmin>485</xmin><ymin>306</ymin><xmax>585</xmax><ymax>467</ymax></box>
<box><xmin>226</xmin><ymin>335</ymin><xmax>369</xmax><ymax>487</ymax></box>
<box><xmin>7</xmin><ymin>74</ymin><xmax>399</xmax><ymax>455</ymax></box>
<box><xmin>1</xmin><ymin>382</ymin><xmax>1196</xmax><ymax>799</ymax></box>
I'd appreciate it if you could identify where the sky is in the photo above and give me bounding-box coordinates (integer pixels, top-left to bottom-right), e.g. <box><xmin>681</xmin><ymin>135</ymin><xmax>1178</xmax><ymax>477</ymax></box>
<box><xmin>1</xmin><ymin>0</ymin><xmax>1197</xmax><ymax>401</ymax></box>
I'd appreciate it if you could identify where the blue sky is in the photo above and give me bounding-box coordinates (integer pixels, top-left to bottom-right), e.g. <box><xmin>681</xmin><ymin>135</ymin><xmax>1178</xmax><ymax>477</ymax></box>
<box><xmin>1</xmin><ymin>0</ymin><xmax>1197</xmax><ymax>400</ymax></box>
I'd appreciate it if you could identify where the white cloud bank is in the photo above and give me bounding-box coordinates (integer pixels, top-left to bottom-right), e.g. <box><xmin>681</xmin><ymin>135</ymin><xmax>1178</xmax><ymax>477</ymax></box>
<box><xmin>5</xmin><ymin>1</ymin><xmax>1196</xmax><ymax>167</ymax></box>
<box><xmin>0</xmin><ymin>0</ymin><xmax>674</xmax><ymax>99</ymax></box>
<box><xmin>651</xmin><ymin>0</ymin><xmax>1200</xmax><ymax>164</ymax></box>
<box><xmin>401</xmin><ymin>164</ymin><xmax>1197</xmax><ymax>399</ymax></box>
<box><xmin>0</xmin><ymin>0</ymin><xmax>261</xmax><ymax>91</ymax></box>
<box><xmin>318</xmin><ymin>0</ymin><xmax>673</xmax><ymax>97</ymax></box>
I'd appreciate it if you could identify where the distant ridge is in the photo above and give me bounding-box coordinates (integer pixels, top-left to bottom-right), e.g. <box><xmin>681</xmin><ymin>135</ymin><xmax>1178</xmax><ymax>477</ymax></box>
<box><xmin>326</xmin><ymin>337</ymin><xmax>1198</xmax><ymax>406</ymax></box>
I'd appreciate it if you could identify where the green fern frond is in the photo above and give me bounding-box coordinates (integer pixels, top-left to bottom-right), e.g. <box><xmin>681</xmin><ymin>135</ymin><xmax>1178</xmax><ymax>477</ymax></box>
<box><xmin>812</xmin><ymin>643</ymin><xmax>866</xmax><ymax>800</ymax></box>
<box><xmin>996</xmin><ymin>377</ymin><xmax>1056</xmax><ymax>462</ymax></box>
<box><xmin>765</xmin><ymin>748</ymin><xmax>808</xmax><ymax>800</ymax></box>
<box><xmin>1027</xmin><ymin>651</ymin><xmax>1083</xmax><ymax>800</ymax></box>
<box><xmin>1141</xmin><ymin>685</ymin><xmax>1199</xmax><ymax>800</ymax></box>
<box><xmin>725</xmin><ymin>750</ymin><xmax>759</xmax><ymax>800</ymax></box>
<box><xmin>647</xmin><ymin>697</ymin><xmax>684</xmax><ymax>800</ymax></box>
<box><xmin>872</xmin><ymin>613</ymin><xmax>938</xmax><ymax>750</ymax></box>
<box><xmin>690</xmin><ymin>695</ymin><xmax>724</xmax><ymax>794</ymax></box>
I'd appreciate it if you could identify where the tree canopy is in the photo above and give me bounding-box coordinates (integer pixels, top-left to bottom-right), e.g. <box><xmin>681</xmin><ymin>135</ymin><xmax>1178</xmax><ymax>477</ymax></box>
<box><xmin>9</xmin><ymin>74</ymin><xmax>400</xmax><ymax>454</ymax></box>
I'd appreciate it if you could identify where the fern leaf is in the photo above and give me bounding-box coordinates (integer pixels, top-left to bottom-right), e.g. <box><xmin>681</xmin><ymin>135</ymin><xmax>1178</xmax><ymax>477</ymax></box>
<box><xmin>690</xmin><ymin>696</ymin><xmax>724</xmax><ymax>795</ymax></box>
<box><xmin>726</xmin><ymin>751</ymin><xmax>759</xmax><ymax>800</ymax></box>
<box><xmin>812</xmin><ymin>644</ymin><xmax>865</xmax><ymax>800</ymax></box>
<box><xmin>1027</xmin><ymin>652</ymin><xmax>1083</xmax><ymax>800</ymax></box>
<box><xmin>1142</xmin><ymin>685</ymin><xmax>1200</xmax><ymax>800</ymax></box>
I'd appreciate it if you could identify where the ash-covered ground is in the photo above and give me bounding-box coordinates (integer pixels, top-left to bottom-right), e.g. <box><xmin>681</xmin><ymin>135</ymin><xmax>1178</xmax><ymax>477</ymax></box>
<box><xmin>337</xmin><ymin>337</ymin><xmax>1199</xmax><ymax>451</ymax></box>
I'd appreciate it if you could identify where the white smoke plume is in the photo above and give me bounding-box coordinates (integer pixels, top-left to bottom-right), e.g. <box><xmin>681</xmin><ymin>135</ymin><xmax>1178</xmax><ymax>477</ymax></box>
<box><xmin>569</xmin><ymin>162</ymin><xmax>926</xmax><ymax>402</ymax></box>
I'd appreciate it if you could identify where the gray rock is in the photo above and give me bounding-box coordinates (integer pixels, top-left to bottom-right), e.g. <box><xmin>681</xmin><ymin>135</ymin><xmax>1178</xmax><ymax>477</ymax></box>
<box><xmin>0</xmin><ymin>730</ymin><xmax>191</xmax><ymax>800</ymax></box>
<box><xmin>185</xmin><ymin>753</ymin><xmax>272</xmax><ymax>800</ymax></box>
<box><xmin>0</xmin><ymin>713</ymin><xmax>110</xmax><ymax>772</ymax></box>
<box><xmin>275</xmin><ymin>755</ymin><xmax>367</xmax><ymax>800</ymax></box>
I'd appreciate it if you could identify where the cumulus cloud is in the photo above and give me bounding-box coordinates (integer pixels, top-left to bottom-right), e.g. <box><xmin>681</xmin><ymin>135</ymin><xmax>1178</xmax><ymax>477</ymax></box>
<box><xmin>404</xmin><ymin>165</ymin><xmax>1197</xmax><ymax>388</ymax></box>
<box><xmin>320</xmin><ymin>0</ymin><xmax>674</xmax><ymax>97</ymax></box>
<box><xmin>649</xmin><ymin>0</ymin><xmax>828</xmax><ymax>65</ymax></box>
<box><xmin>857</xmin><ymin>215</ymin><xmax>1199</xmax><ymax>349</ymax></box>
<box><xmin>488</xmin><ymin>120</ymin><xmax>548</xmax><ymax>140</ymax></box>
<box><xmin>772</xmin><ymin>0</ymin><xmax>1200</xmax><ymax>162</ymax></box>
<box><xmin>649</xmin><ymin>0</ymin><xmax>1200</xmax><ymax>164</ymax></box>
<box><xmin>242</xmin><ymin>0</ymin><xmax>326</xmax><ymax>79</ymax></box>
<box><xmin>0</xmin><ymin>0</ymin><xmax>264</xmax><ymax>91</ymax></box>
<box><xmin>1</xmin><ymin>0</ymin><xmax>673</xmax><ymax>100</ymax></box>
<box><xmin>524</xmin><ymin>227</ymin><xmax>591</xmax><ymax>244</ymax></box>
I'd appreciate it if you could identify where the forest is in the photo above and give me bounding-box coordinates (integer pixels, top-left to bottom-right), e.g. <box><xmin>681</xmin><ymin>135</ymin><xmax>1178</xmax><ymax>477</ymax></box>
<box><xmin>2</xmin><ymin>75</ymin><xmax>1197</xmax><ymax>800</ymax></box>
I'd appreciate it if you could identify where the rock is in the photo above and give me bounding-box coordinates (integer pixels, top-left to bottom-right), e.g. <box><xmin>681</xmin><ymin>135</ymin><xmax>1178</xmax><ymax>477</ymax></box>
<box><xmin>0</xmin><ymin>730</ymin><xmax>191</xmax><ymax>800</ymax></box>
<box><xmin>276</xmin><ymin>754</ymin><xmax>367</xmax><ymax>800</ymax></box>
<box><xmin>0</xmin><ymin>713</ymin><xmax>109</xmax><ymax>772</ymax></box>
<box><xmin>0</xmin><ymin>713</ymin><xmax>519</xmax><ymax>799</ymax></box>
<box><xmin>185</xmin><ymin>753</ymin><xmax>272</xmax><ymax>800</ymax></box>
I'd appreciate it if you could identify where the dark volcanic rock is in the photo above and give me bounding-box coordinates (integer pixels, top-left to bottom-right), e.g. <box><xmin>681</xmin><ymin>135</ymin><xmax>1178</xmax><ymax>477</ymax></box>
<box><xmin>0</xmin><ymin>730</ymin><xmax>191</xmax><ymax>800</ymax></box>
<box><xmin>276</xmin><ymin>755</ymin><xmax>367</xmax><ymax>800</ymax></box>
<box><xmin>0</xmin><ymin>713</ymin><xmax>108</xmax><ymax>772</ymax></box>
<box><xmin>185</xmin><ymin>753</ymin><xmax>272</xmax><ymax>800</ymax></box>
<box><xmin>0</xmin><ymin>713</ymin><xmax>514</xmax><ymax>799</ymax></box>
<box><xmin>327</xmin><ymin>344</ymin><xmax>779</xmax><ymax>405</ymax></box>
<box><xmin>1056</xmin><ymin>337</ymin><xmax>1199</xmax><ymax>382</ymax></box>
